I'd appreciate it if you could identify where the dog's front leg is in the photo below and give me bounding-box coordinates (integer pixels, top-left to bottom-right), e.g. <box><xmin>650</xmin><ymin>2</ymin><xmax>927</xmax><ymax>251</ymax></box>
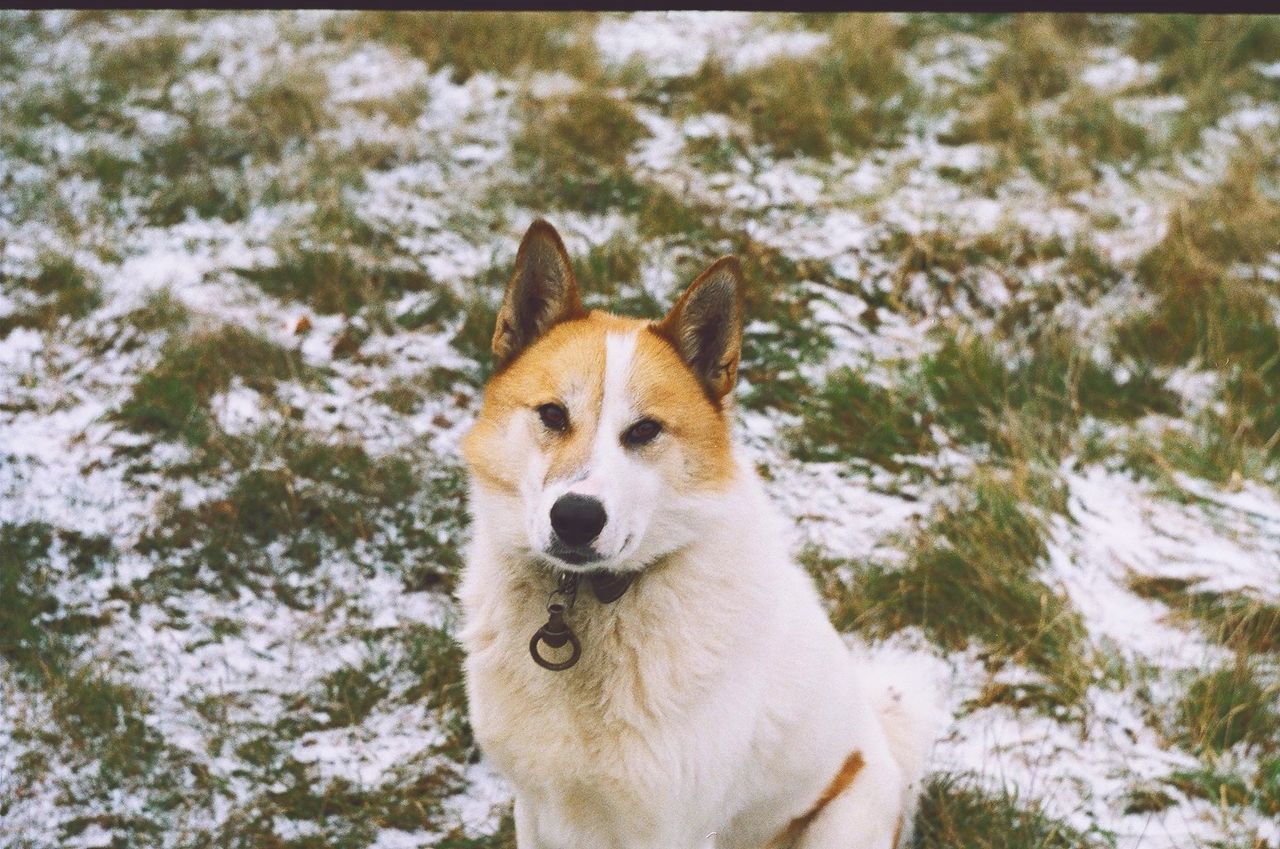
<box><xmin>514</xmin><ymin>802</ymin><xmax>713</xmax><ymax>849</ymax></box>
<box><xmin>512</xmin><ymin>794</ymin><xmax>549</xmax><ymax>849</ymax></box>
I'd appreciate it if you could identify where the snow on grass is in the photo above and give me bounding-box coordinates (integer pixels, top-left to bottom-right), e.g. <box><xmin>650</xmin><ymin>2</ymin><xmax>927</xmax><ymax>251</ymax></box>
<box><xmin>593</xmin><ymin>11</ymin><xmax>827</xmax><ymax>78</ymax></box>
<box><xmin>3</xmin><ymin>10</ymin><xmax>1279</xmax><ymax>849</ymax></box>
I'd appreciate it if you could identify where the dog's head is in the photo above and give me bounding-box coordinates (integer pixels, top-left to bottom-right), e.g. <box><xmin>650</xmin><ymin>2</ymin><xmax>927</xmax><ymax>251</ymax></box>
<box><xmin>462</xmin><ymin>219</ymin><xmax>745</xmax><ymax>573</ymax></box>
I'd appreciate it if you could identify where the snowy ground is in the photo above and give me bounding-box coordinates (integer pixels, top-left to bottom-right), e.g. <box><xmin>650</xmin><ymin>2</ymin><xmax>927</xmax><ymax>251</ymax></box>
<box><xmin>2</xmin><ymin>11</ymin><xmax>1278</xmax><ymax>849</ymax></box>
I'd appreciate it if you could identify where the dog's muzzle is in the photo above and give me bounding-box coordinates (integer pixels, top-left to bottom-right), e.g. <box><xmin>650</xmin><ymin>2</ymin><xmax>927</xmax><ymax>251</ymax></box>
<box><xmin>548</xmin><ymin>493</ymin><xmax>606</xmax><ymax>563</ymax></box>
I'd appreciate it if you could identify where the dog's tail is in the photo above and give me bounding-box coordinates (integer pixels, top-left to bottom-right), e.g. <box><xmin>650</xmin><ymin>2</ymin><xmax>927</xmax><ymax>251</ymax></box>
<box><xmin>859</xmin><ymin>646</ymin><xmax>948</xmax><ymax>848</ymax></box>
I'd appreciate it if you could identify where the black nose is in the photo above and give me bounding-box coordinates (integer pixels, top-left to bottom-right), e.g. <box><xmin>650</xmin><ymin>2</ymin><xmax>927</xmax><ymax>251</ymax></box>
<box><xmin>550</xmin><ymin>494</ymin><xmax>607</xmax><ymax>548</ymax></box>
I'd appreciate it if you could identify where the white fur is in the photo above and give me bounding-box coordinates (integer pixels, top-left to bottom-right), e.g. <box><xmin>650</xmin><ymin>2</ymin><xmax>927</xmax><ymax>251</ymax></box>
<box><xmin>524</xmin><ymin>331</ymin><xmax>700</xmax><ymax>572</ymax></box>
<box><xmin>459</xmin><ymin>337</ymin><xmax>947</xmax><ymax>849</ymax></box>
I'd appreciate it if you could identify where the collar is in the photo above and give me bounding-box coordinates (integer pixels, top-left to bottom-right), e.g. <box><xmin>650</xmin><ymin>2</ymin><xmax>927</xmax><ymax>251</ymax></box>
<box><xmin>584</xmin><ymin>569</ymin><xmax>636</xmax><ymax>604</ymax></box>
<box><xmin>528</xmin><ymin>568</ymin><xmax>637</xmax><ymax>671</ymax></box>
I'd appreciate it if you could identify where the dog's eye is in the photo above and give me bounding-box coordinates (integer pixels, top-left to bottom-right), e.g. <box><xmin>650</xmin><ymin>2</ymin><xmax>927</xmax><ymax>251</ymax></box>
<box><xmin>623</xmin><ymin>418</ymin><xmax>662</xmax><ymax>446</ymax></box>
<box><xmin>537</xmin><ymin>403</ymin><xmax>569</xmax><ymax>432</ymax></box>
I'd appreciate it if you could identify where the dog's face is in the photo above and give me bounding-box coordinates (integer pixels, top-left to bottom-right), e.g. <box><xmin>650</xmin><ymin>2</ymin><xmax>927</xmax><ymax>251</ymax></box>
<box><xmin>462</xmin><ymin>220</ymin><xmax>745</xmax><ymax>573</ymax></box>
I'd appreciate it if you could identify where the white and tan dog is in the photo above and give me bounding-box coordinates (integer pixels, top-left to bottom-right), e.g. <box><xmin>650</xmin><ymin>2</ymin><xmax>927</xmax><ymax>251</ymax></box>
<box><xmin>458</xmin><ymin>220</ymin><xmax>944</xmax><ymax>849</ymax></box>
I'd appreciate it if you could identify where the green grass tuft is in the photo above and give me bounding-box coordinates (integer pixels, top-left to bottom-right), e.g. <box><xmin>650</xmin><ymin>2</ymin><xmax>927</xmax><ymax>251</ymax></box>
<box><xmin>1</xmin><ymin>521</ymin><xmax>113</xmax><ymax>680</ymax></box>
<box><xmin>231</xmin><ymin>63</ymin><xmax>333</xmax><ymax>161</ymax></box>
<box><xmin>513</xmin><ymin>88</ymin><xmax>652</xmax><ymax>214</ymax></box>
<box><xmin>792</xmin><ymin>326</ymin><xmax>1177</xmax><ymax>471</ymax></box>
<box><xmin>135</xmin><ymin>427</ymin><xmax>466</xmax><ymax>599</ymax></box>
<box><xmin>1053</xmin><ymin>88</ymin><xmax>1150</xmax><ymax>164</ymax></box>
<box><xmin>0</xmin><ymin>254</ymin><xmax>100</xmax><ymax>337</ymax></box>
<box><xmin>914</xmin><ymin>772</ymin><xmax>1105</xmax><ymax>849</ymax></box>
<box><xmin>987</xmin><ymin>15</ymin><xmax>1080</xmax><ymax>101</ymax></box>
<box><xmin>402</xmin><ymin>623</ymin><xmax>473</xmax><ymax>757</ymax></box>
<box><xmin>1174</xmin><ymin>660</ymin><xmax>1280</xmax><ymax>755</ymax></box>
<box><xmin>1129</xmin><ymin>15</ymin><xmax>1280</xmax><ymax>151</ymax></box>
<box><xmin>116</xmin><ymin>324</ymin><xmax>311</xmax><ymax>445</ymax></box>
<box><xmin>1129</xmin><ymin>576</ymin><xmax>1280</xmax><ymax>654</ymax></box>
<box><xmin>1117</xmin><ymin>150</ymin><xmax>1280</xmax><ymax>478</ymax></box>
<box><xmin>787</xmin><ymin>367</ymin><xmax>931</xmax><ymax>470</ymax></box>
<box><xmin>810</xmin><ymin>471</ymin><xmax>1090</xmax><ymax>709</ymax></box>
<box><xmin>923</xmin><ymin>330</ymin><xmax>1177</xmax><ymax>457</ymax></box>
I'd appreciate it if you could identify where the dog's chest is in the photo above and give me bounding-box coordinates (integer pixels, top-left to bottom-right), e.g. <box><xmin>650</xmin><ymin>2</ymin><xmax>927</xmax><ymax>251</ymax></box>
<box><xmin>465</xmin><ymin>595</ymin><xmax>719</xmax><ymax>801</ymax></box>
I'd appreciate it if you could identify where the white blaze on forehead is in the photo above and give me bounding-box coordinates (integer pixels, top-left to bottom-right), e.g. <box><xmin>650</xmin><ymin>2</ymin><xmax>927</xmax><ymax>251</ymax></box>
<box><xmin>601</xmin><ymin>330</ymin><xmax>640</xmax><ymax>430</ymax></box>
<box><xmin>570</xmin><ymin>331</ymin><xmax>639</xmax><ymax>499</ymax></box>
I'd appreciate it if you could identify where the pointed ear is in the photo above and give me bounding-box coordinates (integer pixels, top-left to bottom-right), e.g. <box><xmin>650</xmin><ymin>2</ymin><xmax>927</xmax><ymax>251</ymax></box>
<box><xmin>654</xmin><ymin>256</ymin><xmax>745</xmax><ymax>402</ymax></box>
<box><xmin>492</xmin><ymin>219</ymin><xmax>584</xmax><ymax>367</ymax></box>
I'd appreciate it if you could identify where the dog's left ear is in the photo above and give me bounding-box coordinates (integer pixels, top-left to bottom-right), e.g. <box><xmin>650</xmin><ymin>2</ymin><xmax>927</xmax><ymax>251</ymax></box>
<box><xmin>655</xmin><ymin>256</ymin><xmax>744</xmax><ymax>402</ymax></box>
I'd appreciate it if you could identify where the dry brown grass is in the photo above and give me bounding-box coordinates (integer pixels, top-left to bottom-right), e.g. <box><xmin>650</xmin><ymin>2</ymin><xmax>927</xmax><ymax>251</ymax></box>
<box><xmin>343</xmin><ymin>11</ymin><xmax>599</xmax><ymax>82</ymax></box>
<box><xmin>1129</xmin><ymin>14</ymin><xmax>1280</xmax><ymax>151</ymax></box>
<box><xmin>675</xmin><ymin>14</ymin><xmax>914</xmax><ymax>158</ymax></box>
<box><xmin>1115</xmin><ymin>149</ymin><xmax>1280</xmax><ymax>477</ymax></box>
<box><xmin>512</xmin><ymin>87</ymin><xmax>651</xmax><ymax>212</ymax></box>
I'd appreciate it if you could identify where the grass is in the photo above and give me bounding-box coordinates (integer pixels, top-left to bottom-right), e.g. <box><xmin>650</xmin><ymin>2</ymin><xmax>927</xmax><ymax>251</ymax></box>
<box><xmin>0</xmin><ymin>11</ymin><xmax>40</xmax><ymax>72</ymax></box>
<box><xmin>1163</xmin><ymin>765</ymin><xmax>1259</xmax><ymax>812</ymax></box>
<box><xmin>1052</xmin><ymin>88</ymin><xmax>1151</xmax><ymax>165</ymax></box>
<box><xmin>209</xmin><ymin>622</ymin><xmax>475</xmax><ymax>847</ymax></box>
<box><xmin>914</xmin><ymin>772</ymin><xmax>1104</xmax><ymax>849</ymax></box>
<box><xmin>73</xmin><ymin>56</ymin><xmax>333</xmax><ymax>225</ymax></box>
<box><xmin>1129</xmin><ymin>576</ymin><xmax>1280</xmax><ymax>654</ymax></box>
<box><xmin>130</xmin><ymin>420</ymin><xmax>467</xmax><ymax>601</ymax></box>
<box><xmin>115</xmin><ymin>323</ymin><xmax>312</xmax><ymax>446</ymax></box>
<box><xmin>1</xmin><ymin>521</ymin><xmax>207</xmax><ymax>839</ymax></box>
<box><xmin>0</xmin><ymin>253</ymin><xmax>100</xmax><ymax>337</ymax></box>
<box><xmin>233</xmin><ymin>163</ymin><xmax>442</xmax><ymax>318</ymax></box>
<box><xmin>239</xmin><ymin>239</ymin><xmax>434</xmax><ymax>317</ymax></box>
<box><xmin>512</xmin><ymin>88</ymin><xmax>652</xmax><ymax>214</ymax></box>
<box><xmin>935</xmin><ymin>15</ymin><xmax>1107</xmax><ymax>193</ymax></box>
<box><xmin>5</xmin><ymin>11</ymin><xmax>1280</xmax><ymax>846</ymax></box>
<box><xmin>671</xmin><ymin>14</ymin><xmax>915</xmax><ymax>158</ymax></box>
<box><xmin>987</xmin><ymin>15</ymin><xmax>1080</xmax><ymax>101</ymax></box>
<box><xmin>792</xmin><ymin>327</ymin><xmax>1177</xmax><ymax>471</ymax></box>
<box><xmin>401</xmin><ymin>623</ymin><xmax>472</xmax><ymax>756</ymax></box>
<box><xmin>230</xmin><ymin>62</ymin><xmax>333</xmax><ymax>162</ymax></box>
<box><xmin>1128</xmin><ymin>15</ymin><xmax>1280</xmax><ymax>151</ymax></box>
<box><xmin>130</xmin><ymin>113</ymin><xmax>255</xmax><ymax>225</ymax></box>
<box><xmin>810</xmin><ymin>470</ymin><xmax>1091</xmax><ymax>710</ymax></box>
<box><xmin>923</xmin><ymin>330</ymin><xmax>1177</xmax><ymax>455</ymax></box>
<box><xmin>1</xmin><ymin>522</ymin><xmax>103</xmax><ymax>679</ymax></box>
<box><xmin>1173</xmin><ymin>659</ymin><xmax>1279</xmax><ymax>755</ymax></box>
<box><xmin>218</xmin><ymin>758</ymin><xmax>464</xmax><ymax>848</ymax></box>
<box><xmin>370</xmin><ymin>366</ymin><xmax>470</xmax><ymax>414</ymax></box>
<box><xmin>574</xmin><ymin>234</ymin><xmax>647</xmax><ymax>309</ymax></box>
<box><xmin>1116</xmin><ymin>149</ymin><xmax>1280</xmax><ymax>480</ymax></box>
<box><xmin>938</xmin><ymin>84</ymin><xmax>1094</xmax><ymax>196</ymax></box>
<box><xmin>787</xmin><ymin>368</ymin><xmax>932</xmax><ymax>470</ymax></box>
<box><xmin>344</xmin><ymin>12</ymin><xmax>598</xmax><ymax>83</ymax></box>
<box><xmin>137</xmin><ymin>429</ymin><xmax>437</xmax><ymax>586</ymax></box>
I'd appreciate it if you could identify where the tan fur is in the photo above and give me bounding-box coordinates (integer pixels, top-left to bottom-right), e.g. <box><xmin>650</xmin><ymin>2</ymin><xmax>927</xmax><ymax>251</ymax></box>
<box><xmin>462</xmin><ymin>311</ymin><xmax>736</xmax><ymax>496</ymax></box>
<box><xmin>770</xmin><ymin>750</ymin><xmax>867</xmax><ymax>849</ymax></box>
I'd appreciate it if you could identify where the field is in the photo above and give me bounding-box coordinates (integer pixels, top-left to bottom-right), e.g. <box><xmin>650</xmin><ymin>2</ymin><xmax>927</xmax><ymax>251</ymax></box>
<box><xmin>1</xmin><ymin>11</ymin><xmax>1279</xmax><ymax>849</ymax></box>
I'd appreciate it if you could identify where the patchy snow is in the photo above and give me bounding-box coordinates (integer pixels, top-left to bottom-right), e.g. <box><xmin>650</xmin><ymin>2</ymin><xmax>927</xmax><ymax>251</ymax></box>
<box><xmin>3</xmin><ymin>10</ymin><xmax>1279</xmax><ymax>849</ymax></box>
<box><xmin>594</xmin><ymin>12</ymin><xmax>827</xmax><ymax>78</ymax></box>
<box><xmin>1081</xmin><ymin>48</ymin><xmax>1158</xmax><ymax>93</ymax></box>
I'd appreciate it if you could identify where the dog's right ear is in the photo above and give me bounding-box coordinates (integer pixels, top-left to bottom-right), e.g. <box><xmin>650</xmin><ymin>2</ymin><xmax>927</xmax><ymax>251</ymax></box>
<box><xmin>492</xmin><ymin>219</ymin><xmax>583</xmax><ymax>367</ymax></box>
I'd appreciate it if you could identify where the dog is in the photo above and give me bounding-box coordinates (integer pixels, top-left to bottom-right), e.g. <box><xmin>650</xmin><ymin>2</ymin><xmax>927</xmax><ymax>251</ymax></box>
<box><xmin>458</xmin><ymin>220</ymin><xmax>944</xmax><ymax>849</ymax></box>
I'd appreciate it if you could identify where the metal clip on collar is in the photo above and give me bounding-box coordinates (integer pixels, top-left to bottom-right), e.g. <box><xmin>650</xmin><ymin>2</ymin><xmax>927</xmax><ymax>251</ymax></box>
<box><xmin>530</xmin><ymin>573</ymin><xmax>582</xmax><ymax>671</ymax></box>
